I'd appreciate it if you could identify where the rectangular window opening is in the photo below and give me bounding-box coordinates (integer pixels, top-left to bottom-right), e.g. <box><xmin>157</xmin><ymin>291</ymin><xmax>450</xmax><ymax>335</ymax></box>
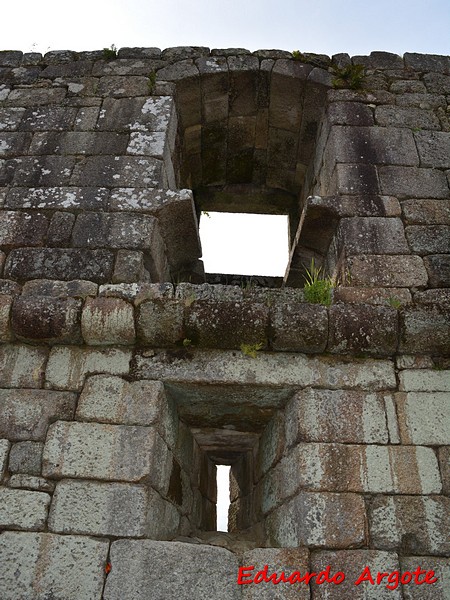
<box><xmin>199</xmin><ymin>212</ymin><xmax>289</xmax><ymax>277</ymax></box>
<box><xmin>216</xmin><ymin>464</ymin><xmax>231</xmax><ymax>532</ymax></box>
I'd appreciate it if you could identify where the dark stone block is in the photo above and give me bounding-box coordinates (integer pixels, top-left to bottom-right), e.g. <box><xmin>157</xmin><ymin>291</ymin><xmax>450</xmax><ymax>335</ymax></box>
<box><xmin>0</xmin><ymin>51</ymin><xmax>23</xmax><ymax>67</ymax></box>
<box><xmin>47</xmin><ymin>212</ymin><xmax>76</xmax><ymax>247</ymax></box>
<box><xmin>338</xmin><ymin>217</ymin><xmax>409</xmax><ymax>255</ymax></box>
<box><xmin>424</xmin><ymin>255</ymin><xmax>450</xmax><ymax>288</ymax></box>
<box><xmin>19</xmin><ymin>107</ymin><xmax>77</xmax><ymax>131</ymax></box>
<box><xmin>0</xmin><ymin>133</ymin><xmax>32</xmax><ymax>157</ymax></box>
<box><xmin>0</xmin><ymin>211</ymin><xmax>49</xmax><ymax>249</ymax></box>
<box><xmin>271</xmin><ymin>302</ymin><xmax>328</xmax><ymax>352</ymax></box>
<box><xmin>4</xmin><ymin>249</ymin><xmax>115</xmax><ymax>283</ymax></box>
<box><xmin>5</xmin><ymin>187</ymin><xmax>109</xmax><ymax>211</ymax></box>
<box><xmin>72</xmin><ymin>213</ymin><xmax>159</xmax><ymax>250</ymax></box>
<box><xmin>328</xmin><ymin>304</ymin><xmax>399</xmax><ymax>356</ymax></box>
<box><xmin>71</xmin><ymin>155</ymin><xmax>162</xmax><ymax>187</ymax></box>
<box><xmin>40</xmin><ymin>61</ymin><xmax>93</xmax><ymax>78</ymax></box>
<box><xmin>400</xmin><ymin>305</ymin><xmax>450</xmax><ymax>354</ymax></box>
<box><xmin>406</xmin><ymin>225</ymin><xmax>450</xmax><ymax>254</ymax></box>
<box><xmin>11</xmin><ymin>156</ymin><xmax>75</xmax><ymax>186</ymax></box>
<box><xmin>11</xmin><ymin>296</ymin><xmax>82</xmax><ymax>343</ymax></box>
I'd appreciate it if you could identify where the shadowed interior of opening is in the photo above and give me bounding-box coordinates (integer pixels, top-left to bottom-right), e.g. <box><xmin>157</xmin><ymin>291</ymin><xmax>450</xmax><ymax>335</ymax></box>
<box><xmin>199</xmin><ymin>212</ymin><xmax>289</xmax><ymax>276</ymax></box>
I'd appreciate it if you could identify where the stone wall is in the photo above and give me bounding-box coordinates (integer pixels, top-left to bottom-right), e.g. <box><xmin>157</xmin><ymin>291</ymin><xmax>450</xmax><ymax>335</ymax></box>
<box><xmin>0</xmin><ymin>46</ymin><xmax>449</xmax><ymax>598</ymax></box>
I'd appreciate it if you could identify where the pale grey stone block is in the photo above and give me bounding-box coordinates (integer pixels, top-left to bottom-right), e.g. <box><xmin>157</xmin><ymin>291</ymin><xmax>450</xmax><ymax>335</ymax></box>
<box><xmin>0</xmin><ymin>487</ymin><xmax>50</xmax><ymax>530</ymax></box>
<box><xmin>81</xmin><ymin>297</ymin><xmax>136</xmax><ymax>345</ymax></box>
<box><xmin>104</xmin><ymin>540</ymin><xmax>240</xmax><ymax>600</ymax></box>
<box><xmin>0</xmin><ymin>532</ymin><xmax>109</xmax><ymax>600</ymax></box>
<box><xmin>9</xmin><ymin>475</ymin><xmax>55</xmax><ymax>492</ymax></box>
<box><xmin>0</xmin><ymin>344</ymin><xmax>48</xmax><ymax>388</ymax></box>
<box><xmin>399</xmin><ymin>369</ymin><xmax>450</xmax><ymax>392</ymax></box>
<box><xmin>396</xmin><ymin>392</ymin><xmax>450</xmax><ymax>445</ymax></box>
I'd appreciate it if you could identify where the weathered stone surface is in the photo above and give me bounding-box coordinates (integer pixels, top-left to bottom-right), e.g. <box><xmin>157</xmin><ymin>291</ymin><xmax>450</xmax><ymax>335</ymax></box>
<box><xmin>8</xmin><ymin>155</ymin><xmax>76</xmax><ymax>186</ymax></box>
<box><xmin>406</xmin><ymin>225</ymin><xmax>450</xmax><ymax>254</ymax></box>
<box><xmin>375</xmin><ymin>106</ymin><xmax>440</xmax><ymax>129</ymax></box>
<box><xmin>49</xmin><ymin>479</ymin><xmax>150</xmax><ymax>537</ymax></box>
<box><xmin>240</xmin><ymin>547</ymin><xmax>310</xmax><ymax>599</ymax></box>
<box><xmin>0</xmin><ymin>132</ymin><xmax>32</xmax><ymax>157</ymax></box>
<box><xmin>0</xmin><ymin>295</ymin><xmax>13</xmax><ymax>341</ymax></box>
<box><xmin>0</xmin><ymin>531</ymin><xmax>109</xmax><ymax>600</ymax></box>
<box><xmin>113</xmin><ymin>249</ymin><xmax>148</xmax><ymax>282</ymax></box>
<box><xmin>327</xmin><ymin>102</ymin><xmax>374</xmax><ymax>126</ymax></box>
<box><xmin>43</xmin><ymin>421</ymin><xmax>170</xmax><ymax>490</ymax></box>
<box><xmin>271</xmin><ymin>303</ymin><xmax>328</xmax><ymax>352</ymax></box>
<box><xmin>0</xmin><ymin>211</ymin><xmax>48</xmax><ymax>248</ymax></box>
<box><xmin>30</xmin><ymin>130</ymin><xmax>129</xmax><ymax>155</ymax></box>
<box><xmin>346</xmin><ymin>255</ymin><xmax>428</xmax><ymax>287</ymax></box>
<box><xmin>8</xmin><ymin>441</ymin><xmax>43</xmax><ymax>475</ymax></box>
<box><xmin>285</xmin><ymin>389</ymin><xmax>394</xmax><ymax>446</ymax></box>
<box><xmin>424</xmin><ymin>255</ymin><xmax>450</xmax><ymax>287</ymax></box>
<box><xmin>104</xmin><ymin>540</ymin><xmax>240</xmax><ymax>600</ymax></box>
<box><xmin>72</xmin><ymin>212</ymin><xmax>160</xmax><ymax>249</ymax></box>
<box><xmin>46</xmin><ymin>346</ymin><xmax>131</xmax><ymax>390</ymax></box>
<box><xmin>0</xmin><ymin>388</ymin><xmax>76</xmax><ymax>441</ymax></box>
<box><xmin>4</xmin><ymin>248</ymin><xmax>115</xmax><ymax>283</ymax></box>
<box><xmin>369</xmin><ymin>495</ymin><xmax>450</xmax><ymax>555</ymax></box>
<box><xmin>137</xmin><ymin>299</ymin><xmax>185</xmax><ymax>346</ymax></box>
<box><xmin>97</xmin><ymin>95</ymin><xmax>174</xmax><ymax>131</ymax></box>
<box><xmin>71</xmin><ymin>155</ymin><xmax>163</xmax><ymax>187</ymax></box>
<box><xmin>328</xmin><ymin>304</ymin><xmax>398</xmax><ymax>355</ymax></box>
<box><xmin>415</xmin><ymin>130</ymin><xmax>450</xmax><ymax>168</ymax></box>
<box><xmin>18</xmin><ymin>104</ymin><xmax>76</xmax><ymax>127</ymax></box>
<box><xmin>47</xmin><ymin>211</ymin><xmax>76</xmax><ymax>246</ymax></box>
<box><xmin>0</xmin><ymin>487</ymin><xmax>50</xmax><ymax>530</ymax></box>
<box><xmin>400</xmin><ymin>306</ymin><xmax>450</xmax><ymax>354</ymax></box>
<box><xmin>378</xmin><ymin>166</ymin><xmax>449</xmax><ymax>198</ymax></box>
<box><xmin>5</xmin><ymin>186</ymin><xmax>109</xmax><ymax>211</ymax></box>
<box><xmin>311</xmin><ymin>550</ymin><xmax>402</xmax><ymax>599</ymax></box>
<box><xmin>0</xmin><ymin>439</ymin><xmax>9</xmax><ymax>480</ymax></box>
<box><xmin>0</xmin><ymin>107</ymin><xmax>25</xmax><ymax>131</ymax></box>
<box><xmin>8</xmin><ymin>475</ymin><xmax>55</xmax><ymax>492</ymax></box>
<box><xmin>334</xmin><ymin>164</ymin><xmax>380</xmax><ymax>194</ymax></box>
<box><xmin>22</xmin><ymin>278</ymin><xmax>98</xmax><ymax>298</ymax></box>
<box><xmin>338</xmin><ymin>217</ymin><xmax>409</xmax><ymax>254</ymax></box>
<box><xmin>399</xmin><ymin>368</ymin><xmax>450</xmax><ymax>391</ymax></box>
<box><xmin>11</xmin><ymin>296</ymin><xmax>82</xmax><ymax>343</ymax></box>
<box><xmin>400</xmin><ymin>556</ymin><xmax>450</xmax><ymax>600</ymax></box>
<box><xmin>401</xmin><ymin>198</ymin><xmax>450</xmax><ymax>225</ymax></box>
<box><xmin>333</xmin><ymin>286</ymin><xmax>412</xmax><ymax>306</ymax></box>
<box><xmin>266</xmin><ymin>492</ymin><xmax>366</xmax><ymax>548</ymax></box>
<box><xmin>81</xmin><ymin>297</ymin><xmax>135</xmax><ymax>345</ymax></box>
<box><xmin>396</xmin><ymin>391</ymin><xmax>450</xmax><ymax>445</ymax></box>
<box><xmin>0</xmin><ymin>344</ymin><xmax>48</xmax><ymax>388</ymax></box>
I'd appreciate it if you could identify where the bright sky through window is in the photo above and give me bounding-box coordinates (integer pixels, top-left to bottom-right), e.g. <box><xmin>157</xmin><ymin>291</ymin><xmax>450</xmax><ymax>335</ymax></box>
<box><xmin>216</xmin><ymin>465</ymin><xmax>231</xmax><ymax>532</ymax></box>
<box><xmin>199</xmin><ymin>212</ymin><xmax>289</xmax><ymax>276</ymax></box>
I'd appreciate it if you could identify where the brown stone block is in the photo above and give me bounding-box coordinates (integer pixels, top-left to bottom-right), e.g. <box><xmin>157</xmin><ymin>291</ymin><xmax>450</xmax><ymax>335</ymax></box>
<box><xmin>346</xmin><ymin>255</ymin><xmax>428</xmax><ymax>287</ymax></box>
<box><xmin>406</xmin><ymin>225</ymin><xmax>450</xmax><ymax>255</ymax></box>
<box><xmin>0</xmin><ymin>344</ymin><xmax>48</xmax><ymax>388</ymax></box>
<box><xmin>81</xmin><ymin>297</ymin><xmax>135</xmax><ymax>345</ymax></box>
<box><xmin>11</xmin><ymin>296</ymin><xmax>82</xmax><ymax>343</ymax></box>
<box><xmin>338</xmin><ymin>217</ymin><xmax>409</xmax><ymax>255</ymax></box>
<box><xmin>400</xmin><ymin>556</ymin><xmax>450</xmax><ymax>600</ymax></box>
<box><xmin>137</xmin><ymin>299</ymin><xmax>184</xmax><ymax>346</ymax></box>
<box><xmin>271</xmin><ymin>302</ymin><xmax>328</xmax><ymax>352</ymax></box>
<box><xmin>395</xmin><ymin>391</ymin><xmax>450</xmax><ymax>445</ymax></box>
<box><xmin>401</xmin><ymin>198</ymin><xmax>450</xmax><ymax>225</ymax></box>
<box><xmin>424</xmin><ymin>255</ymin><xmax>450</xmax><ymax>287</ymax></box>
<box><xmin>400</xmin><ymin>306</ymin><xmax>450</xmax><ymax>354</ymax></box>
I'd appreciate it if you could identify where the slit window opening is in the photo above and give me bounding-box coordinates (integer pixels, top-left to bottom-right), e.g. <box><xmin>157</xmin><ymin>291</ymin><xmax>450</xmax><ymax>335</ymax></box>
<box><xmin>216</xmin><ymin>464</ymin><xmax>231</xmax><ymax>532</ymax></box>
<box><xmin>199</xmin><ymin>212</ymin><xmax>289</xmax><ymax>276</ymax></box>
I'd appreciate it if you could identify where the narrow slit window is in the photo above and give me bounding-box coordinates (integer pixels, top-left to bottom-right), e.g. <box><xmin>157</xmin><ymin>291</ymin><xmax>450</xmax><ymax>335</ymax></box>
<box><xmin>199</xmin><ymin>212</ymin><xmax>289</xmax><ymax>276</ymax></box>
<box><xmin>216</xmin><ymin>464</ymin><xmax>231</xmax><ymax>532</ymax></box>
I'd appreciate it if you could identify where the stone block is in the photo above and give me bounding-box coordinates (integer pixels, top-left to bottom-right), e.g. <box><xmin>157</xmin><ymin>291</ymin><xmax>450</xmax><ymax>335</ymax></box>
<box><xmin>96</xmin><ymin>75</ymin><xmax>150</xmax><ymax>97</ymax></box>
<box><xmin>266</xmin><ymin>491</ymin><xmax>366</xmax><ymax>548</ymax></box>
<box><xmin>0</xmin><ymin>211</ymin><xmax>48</xmax><ymax>249</ymax></box>
<box><xmin>438</xmin><ymin>447</ymin><xmax>450</xmax><ymax>495</ymax></box>
<box><xmin>369</xmin><ymin>495</ymin><xmax>450</xmax><ymax>555</ymax></box>
<box><xmin>18</xmin><ymin>105</ymin><xmax>76</xmax><ymax>129</ymax></box>
<box><xmin>9</xmin><ymin>441</ymin><xmax>43</xmax><ymax>475</ymax></box>
<box><xmin>424</xmin><ymin>72</ymin><xmax>450</xmax><ymax>94</ymax></box>
<box><xmin>338</xmin><ymin>217</ymin><xmax>409</xmax><ymax>255</ymax></box>
<box><xmin>404</xmin><ymin>52</ymin><xmax>450</xmax><ymax>73</ymax></box>
<box><xmin>378</xmin><ymin>166</ymin><xmax>449</xmax><ymax>198</ymax></box>
<box><xmin>97</xmin><ymin>95</ymin><xmax>174</xmax><ymax>131</ymax></box>
<box><xmin>400</xmin><ymin>556</ymin><xmax>450</xmax><ymax>600</ymax></box>
<box><xmin>400</xmin><ymin>306</ymin><xmax>450</xmax><ymax>354</ymax></box>
<box><xmin>47</xmin><ymin>211</ymin><xmax>76</xmax><ymax>246</ymax></box>
<box><xmin>375</xmin><ymin>106</ymin><xmax>440</xmax><ymax>129</ymax></box>
<box><xmin>71</xmin><ymin>155</ymin><xmax>163</xmax><ymax>187</ymax></box>
<box><xmin>415</xmin><ymin>130</ymin><xmax>450</xmax><ymax>168</ymax></box>
<box><xmin>346</xmin><ymin>255</ymin><xmax>428</xmax><ymax>287</ymax></box>
<box><xmin>43</xmin><ymin>421</ymin><xmax>170</xmax><ymax>491</ymax></box>
<box><xmin>334</xmin><ymin>164</ymin><xmax>379</xmax><ymax>195</ymax></box>
<box><xmin>137</xmin><ymin>299</ymin><xmax>185</xmax><ymax>346</ymax></box>
<box><xmin>0</xmin><ymin>388</ymin><xmax>76</xmax><ymax>441</ymax></box>
<box><xmin>0</xmin><ymin>487</ymin><xmax>50</xmax><ymax>530</ymax></box>
<box><xmin>11</xmin><ymin>296</ymin><xmax>82</xmax><ymax>343</ymax></box>
<box><xmin>22</xmin><ymin>279</ymin><xmax>98</xmax><ymax>298</ymax></box>
<box><xmin>185</xmin><ymin>300</ymin><xmax>269</xmax><ymax>349</ymax></box>
<box><xmin>240</xmin><ymin>547</ymin><xmax>310</xmax><ymax>599</ymax></box>
<box><xmin>0</xmin><ymin>295</ymin><xmax>13</xmax><ymax>341</ymax></box>
<box><xmin>49</xmin><ymin>479</ymin><xmax>150</xmax><ymax>537</ymax></box>
<box><xmin>4</xmin><ymin>248</ymin><xmax>115</xmax><ymax>283</ymax></box>
<box><xmin>10</xmin><ymin>156</ymin><xmax>75</xmax><ymax>186</ymax></box>
<box><xmin>328</xmin><ymin>304</ymin><xmax>398</xmax><ymax>355</ymax></box>
<box><xmin>104</xmin><ymin>540</ymin><xmax>240</xmax><ymax>600</ymax></box>
<box><xmin>31</xmin><ymin>130</ymin><xmax>129</xmax><ymax>155</ymax></box>
<box><xmin>77</xmin><ymin>375</ymin><xmax>176</xmax><ymax>445</ymax></box>
<box><xmin>399</xmin><ymin>369</ymin><xmax>450</xmax><ymax>391</ymax></box>
<box><xmin>5</xmin><ymin>186</ymin><xmax>109</xmax><ymax>211</ymax></box>
<box><xmin>285</xmin><ymin>389</ymin><xmax>391</xmax><ymax>446</ymax></box>
<box><xmin>0</xmin><ymin>51</ymin><xmax>23</xmax><ymax>67</ymax></box>
<box><xmin>0</xmin><ymin>132</ymin><xmax>32</xmax><ymax>157</ymax></box>
<box><xmin>0</xmin><ymin>108</ymin><xmax>25</xmax><ymax>131</ymax></box>
<box><xmin>406</xmin><ymin>225</ymin><xmax>450</xmax><ymax>254</ymax></box>
<box><xmin>100</xmin><ymin>282</ymin><xmax>173</xmax><ymax>301</ymax></box>
<box><xmin>327</xmin><ymin>102</ymin><xmax>374</xmax><ymax>126</ymax></box>
<box><xmin>0</xmin><ymin>531</ymin><xmax>109</xmax><ymax>600</ymax></box>
<box><xmin>257</xmin><ymin>413</ymin><xmax>285</xmax><ymax>479</ymax></box>
<box><xmin>8</xmin><ymin>475</ymin><xmax>54</xmax><ymax>492</ymax></box>
<box><xmin>270</xmin><ymin>303</ymin><xmax>328</xmax><ymax>352</ymax></box>
<box><xmin>0</xmin><ymin>344</ymin><xmax>48</xmax><ymax>388</ymax></box>
<box><xmin>113</xmin><ymin>249</ymin><xmax>149</xmax><ymax>283</ymax></box>
<box><xmin>333</xmin><ymin>286</ymin><xmax>411</xmax><ymax>306</ymax></box>
<box><xmin>401</xmin><ymin>198</ymin><xmax>450</xmax><ymax>225</ymax></box>
<box><xmin>45</xmin><ymin>345</ymin><xmax>131</xmax><ymax>390</ymax></box>
<box><xmin>424</xmin><ymin>255</ymin><xmax>450</xmax><ymax>287</ymax></box>
<box><xmin>0</xmin><ymin>439</ymin><xmax>9</xmax><ymax>480</ymax></box>
<box><xmin>396</xmin><ymin>391</ymin><xmax>450</xmax><ymax>445</ymax></box>
<box><xmin>81</xmin><ymin>297</ymin><xmax>135</xmax><ymax>345</ymax></box>
<box><xmin>311</xmin><ymin>550</ymin><xmax>402</xmax><ymax>599</ymax></box>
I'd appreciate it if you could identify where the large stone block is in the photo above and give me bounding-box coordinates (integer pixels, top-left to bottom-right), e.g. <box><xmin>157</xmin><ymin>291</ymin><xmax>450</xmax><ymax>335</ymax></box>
<box><xmin>81</xmin><ymin>297</ymin><xmax>135</xmax><ymax>345</ymax></box>
<box><xmin>18</xmin><ymin>105</ymin><xmax>76</xmax><ymax>129</ymax></box>
<box><xmin>0</xmin><ymin>295</ymin><xmax>12</xmax><ymax>341</ymax></box>
<box><xmin>346</xmin><ymin>255</ymin><xmax>428</xmax><ymax>287</ymax></box>
<box><xmin>266</xmin><ymin>492</ymin><xmax>366</xmax><ymax>548</ymax></box>
<box><xmin>104</xmin><ymin>540</ymin><xmax>240</xmax><ymax>600</ymax></box>
<box><xmin>0</xmin><ymin>345</ymin><xmax>48</xmax><ymax>392</ymax></box>
<box><xmin>49</xmin><ymin>479</ymin><xmax>149</xmax><ymax>537</ymax></box>
<box><xmin>311</xmin><ymin>550</ymin><xmax>402</xmax><ymax>599</ymax></box>
<box><xmin>400</xmin><ymin>556</ymin><xmax>450</xmax><ymax>600</ymax></box>
<box><xmin>369</xmin><ymin>495</ymin><xmax>450</xmax><ymax>555</ymax></box>
<box><xmin>0</xmin><ymin>107</ymin><xmax>25</xmax><ymax>131</ymax></box>
<box><xmin>0</xmin><ymin>388</ymin><xmax>76</xmax><ymax>441</ymax></box>
<box><xmin>327</xmin><ymin>102</ymin><xmax>374</xmax><ymax>126</ymax></box>
<box><xmin>0</xmin><ymin>487</ymin><xmax>50</xmax><ymax>530</ymax></box>
<box><xmin>375</xmin><ymin>106</ymin><xmax>440</xmax><ymax>129</ymax></box>
<box><xmin>328</xmin><ymin>304</ymin><xmax>398</xmax><ymax>355</ymax></box>
<box><xmin>401</xmin><ymin>198</ymin><xmax>450</xmax><ymax>225</ymax></box>
<box><xmin>285</xmin><ymin>388</ymin><xmax>392</xmax><ymax>445</ymax></box>
<box><xmin>5</xmin><ymin>186</ymin><xmax>109</xmax><ymax>211</ymax></box>
<box><xmin>11</xmin><ymin>296</ymin><xmax>82</xmax><ymax>343</ymax></box>
<box><xmin>240</xmin><ymin>547</ymin><xmax>310</xmax><ymax>599</ymax></box>
<box><xmin>400</xmin><ymin>306</ymin><xmax>450</xmax><ymax>354</ymax></box>
<box><xmin>406</xmin><ymin>225</ymin><xmax>450</xmax><ymax>254</ymax></box>
<box><xmin>97</xmin><ymin>95</ymin><xmax>174</xmax><ymax>131</ymax></box>
<box><xmin>0</xmin><ymin>531</ymin><xmax>109</xmax><ymax>600</ymax></box>
<box><xmin>9</xmin><ymin>441</ymin><xmax>43</xmax><ymax>475</ymax></box>
<box><xmin>270</xmin><ymin>302</ymin><xmax>328</xmax><ymax>352</ymax></box>
<box><xmin>137</xmin><ymin>299</ymin><xmax>185</xmax><ymax>346</ymax></box>
<box><xmin>378</xmin><ymin>166</ymin><xmax>449</xmax><ymax>198</ymax></box>
<box><xmin>334</xmin><ymin>164</ymin><xmax>379</xmax><ymax>195</ymax></box>
<box><xmin>71</xmin><ymin>155</ymin><xmax>163</xmax><ymax>187</ymax></box>
<box><xmin>0</xmin><ymin>132</ymin><xmax>32</xmax><ymax>157</ymax></box>
<box><xmin>42</xmin><ymin>421</ymin><xmax>170</xmax><ymax>490</ymax></box>
<box><xmin>338</xmin><ymin>217</ymin><xmax>409</xmax><ymax>255</ymax></box>
<box><xmin>396</xmin><ymin>391</ymin><xmax>450</xmax><ymax>445</ymax></box>
<box><xmin>399</xmin><ymin>369</ymin><xmax>450</xmax><ymax>391</ymax></box>
<box><xmin>415</xmin><ymin>130</ymin><xmax>450</xmax><ymax>168</ymax></box>
<box><xmin>45</xmin><ymin>345</ymin><xmax>131</xmax><ymax>390</ymax></box>
<box><xmin>424</xmin><ymin>255</ymin><xmax>450</xmax><ymax>287</ymax></box>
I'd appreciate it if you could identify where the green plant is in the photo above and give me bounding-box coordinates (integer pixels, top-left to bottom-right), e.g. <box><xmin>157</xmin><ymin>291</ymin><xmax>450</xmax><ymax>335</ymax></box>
<box><xmin>240</xmin><ymin>342</ymin><xmax>264</xmax><ymax>358</ymax></box>
<box><xmin>148</xmin><ymin>70</ymin><xmax>156</xmax><ymax>94</ymax></box>
<box><xmin>103</xmin><ymin>44</ymin><xmax>117</xmax><ymax>60</ymax></box>
<box><xmin>388</xmin><ymin>297</ymin><xmax>402</xmax><ymax>309</ymax></box>
<box><xmin>303</xmin><ymin>259</ymin><xmax>334</xmax><ymax>305</ymax></box>
<box><xmin>182</xmin><ymin>338</ymin><xmax>192</xmax><ymax>347</ymax></box>
<box><xmin>330</xmin><ymin>64</ymin><xmax>365</xmax><ymax>90</ymax></box>
<box><xmin>201</xmin><ymin>211</ymin><xmax>211</xmax><ymax>218</ymax></box>
<box><xmin>292</xmin><ymin>50</ymin><xmax>303</xmax><ymax>61</ymax></box>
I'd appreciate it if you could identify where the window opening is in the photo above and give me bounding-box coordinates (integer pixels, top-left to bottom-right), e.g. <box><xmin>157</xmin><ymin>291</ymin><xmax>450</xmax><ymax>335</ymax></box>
<box><xmin>199</xmin><ymin>212</ymin><xmax>289</xmax><ymax>276</ymax></box>
<box><xmin>216</xmin><ymin>464</ymin><xmax>231</xmax><ymax>532</ymax></box>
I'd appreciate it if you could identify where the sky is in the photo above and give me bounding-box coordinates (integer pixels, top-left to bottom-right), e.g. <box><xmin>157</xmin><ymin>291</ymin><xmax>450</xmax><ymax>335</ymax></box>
<box><xmin>3</xmin><ymin>0</ymin><xmax>449</xmax><ymax>530</ymax></box>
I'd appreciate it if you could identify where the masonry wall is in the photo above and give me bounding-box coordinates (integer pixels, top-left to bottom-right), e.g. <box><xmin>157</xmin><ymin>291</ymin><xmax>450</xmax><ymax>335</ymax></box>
<box><xmin>0</xmin><ymin>46</ymin><xmax>449</xmax><ymax>599</ymax></box>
